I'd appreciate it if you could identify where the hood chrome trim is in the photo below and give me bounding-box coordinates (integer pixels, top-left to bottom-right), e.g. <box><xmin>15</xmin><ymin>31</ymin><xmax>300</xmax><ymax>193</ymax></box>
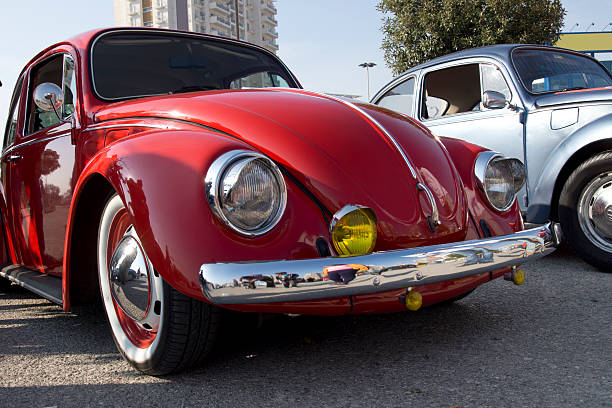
<box><xmin>299</xmin><ymin>91</ymin><xmax>419</xmax><ymax>180</ymax></box>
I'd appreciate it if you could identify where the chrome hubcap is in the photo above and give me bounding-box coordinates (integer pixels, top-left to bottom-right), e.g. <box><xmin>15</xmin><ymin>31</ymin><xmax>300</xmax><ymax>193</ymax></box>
<box><xmin>109</xmin><ymin>226</ymin><xmax>161</xmax><ymax>332</ymax></box>
<box><xmin>578</xmin><ymin>172</ymin><xmax>612</xmax><ymax>251</ymax></box>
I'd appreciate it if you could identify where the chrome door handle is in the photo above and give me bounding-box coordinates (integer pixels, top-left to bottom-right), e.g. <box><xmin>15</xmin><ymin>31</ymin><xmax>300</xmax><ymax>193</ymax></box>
<box><xmin>7</xmin><ymin>155</ymin><xmax>22</xmax><ymax>162</ymax></box>
<box><xmin>417</xmin><ymin>182</ymin><xmax>441</xmax><ymax>233</ymax></box>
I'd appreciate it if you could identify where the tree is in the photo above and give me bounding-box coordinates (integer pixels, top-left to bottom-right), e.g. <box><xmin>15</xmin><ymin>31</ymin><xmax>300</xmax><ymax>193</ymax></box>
<box><xmin>378</xmin><ymin>0</ymin><xmax>565</xmax><ymax>74</ymax></box>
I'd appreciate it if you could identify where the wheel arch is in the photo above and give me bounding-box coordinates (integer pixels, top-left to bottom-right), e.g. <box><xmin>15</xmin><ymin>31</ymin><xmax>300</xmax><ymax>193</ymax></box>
<box><xmin>63</xmin><ymin>172</ymin><xmax>116</xmax><ymax>310</ymax></box>
<box><xmin>550</xmin><ymin>139</ymin><xmax>612</xmax><ymax>221</ymax></box>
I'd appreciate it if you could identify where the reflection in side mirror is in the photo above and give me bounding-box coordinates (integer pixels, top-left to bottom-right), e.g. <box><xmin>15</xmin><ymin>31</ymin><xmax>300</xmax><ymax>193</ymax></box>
<box><xmin>482</xmin><ymin>90</ymin><xmax>507</xmax><ymax>110</ymax></box>
<box><xmin>34</xmin><ymin>82</ymin><xmax>64</xmax><ymax>116</ymax></box>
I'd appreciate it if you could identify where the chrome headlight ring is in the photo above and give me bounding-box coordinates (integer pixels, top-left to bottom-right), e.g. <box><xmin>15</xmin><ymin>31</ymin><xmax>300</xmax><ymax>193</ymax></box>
<box><xmin>205</xmin><ymin>150</ymin><xmax>287</xmax><ymax>236</ymax></box>
<box><xmin>475</xmin><ymin>151</ymin><xmax>526</xmax><ymax>212</ymax></box>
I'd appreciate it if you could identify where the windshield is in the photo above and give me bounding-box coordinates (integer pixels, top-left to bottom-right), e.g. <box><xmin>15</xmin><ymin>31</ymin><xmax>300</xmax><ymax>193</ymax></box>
<box><xmin>512</xmin><ymin>48</ymin><xmax>612</xmax><ymax>94</ymax></box>
<box><xmin>91</xmin><ymin>31</ymin><xmax>298</xmax><ymax>100</ymax></box>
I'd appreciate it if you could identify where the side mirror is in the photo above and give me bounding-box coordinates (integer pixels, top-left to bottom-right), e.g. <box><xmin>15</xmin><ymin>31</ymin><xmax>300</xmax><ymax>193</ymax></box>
<box><xmin>482</xmin><ymin>90</ymin><xmax>508</xmax><ymax>110</ymax></box>
<box><xmin>34</xmin><ymin>82</ymin><xmax>64</xmax><ymax>118</ymax></box>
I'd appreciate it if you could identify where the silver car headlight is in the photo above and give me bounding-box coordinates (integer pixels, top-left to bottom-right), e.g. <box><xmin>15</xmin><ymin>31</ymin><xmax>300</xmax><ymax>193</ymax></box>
<box><xmin>206</xmin><ymin>150</ymin><xmax>286</xmax><ymax>235</ymax></box>
<box><xmin>475</xmin><ymin>151</ymin><xmax>526</xmax><ymax>211</ymax></box>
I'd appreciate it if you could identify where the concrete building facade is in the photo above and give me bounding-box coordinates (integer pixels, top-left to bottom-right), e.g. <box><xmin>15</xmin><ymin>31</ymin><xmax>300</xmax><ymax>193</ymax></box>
<box><xmin>113</xmin><ymin>0</ymin><xmax>278</xmax><ymax>53</ymax></box>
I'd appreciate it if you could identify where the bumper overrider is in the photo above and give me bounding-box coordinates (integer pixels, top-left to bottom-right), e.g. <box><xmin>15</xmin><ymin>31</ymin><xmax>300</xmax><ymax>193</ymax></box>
<box><xmin>199</xmin><ymin>223</ymin><xmax>561</xmax><ymax>305</ymax></box>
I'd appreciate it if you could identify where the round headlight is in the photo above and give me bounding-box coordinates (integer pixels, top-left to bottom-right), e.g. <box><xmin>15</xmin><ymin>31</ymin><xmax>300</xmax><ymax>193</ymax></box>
<box><xmin>330</xmin><ymin>206</ymin><xmax>377</xmax><ymax>256</ymax></box>
<box><xmin>206</xmin><ymin>150</ymin><xmax>286</xmax><ymax>235</ymax></box>
<box><xmin>475</xmin><ymin>152</ymin><xmax>526</xmax><ymax>211</ymax></box>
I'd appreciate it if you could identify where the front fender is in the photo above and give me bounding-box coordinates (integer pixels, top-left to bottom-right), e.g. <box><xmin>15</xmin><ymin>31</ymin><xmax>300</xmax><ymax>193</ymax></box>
<box><xmin>440</xmin><ymin>137</ymin><xmax>522</xmax><ymax>237</ymax></box>
<box><xmin>528</xmin><ymin>112</ymin><xmax>612</xmax><ymax>223</ymax></box>
<box><xmin>67</xmin><ymin>129</ymin><xmax>330</xmax><ymax>302</ymax></box>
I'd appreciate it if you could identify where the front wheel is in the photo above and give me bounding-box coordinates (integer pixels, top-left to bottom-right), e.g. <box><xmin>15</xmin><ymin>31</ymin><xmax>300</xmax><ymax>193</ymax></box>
<box><xmin>98</xmin><ymin>194</ymin><xmax>220</xmax><ymax>375</ymax></box>
<box><xmin>559</xmin><ymin>152</ymin><xmax>612</xmax><ymax>271</ymax></box>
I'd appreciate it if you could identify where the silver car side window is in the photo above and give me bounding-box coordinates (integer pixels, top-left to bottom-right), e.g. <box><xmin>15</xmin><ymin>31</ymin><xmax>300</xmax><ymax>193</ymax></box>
<box><xmin>377</xmin><ymin>77</ymin><xmax>415</xmax><ymax>117</ymax></box>
<box><xmin>421</xmin><ymin>64</ymin><xmax>481</xmax><ymax>120</ymax></box>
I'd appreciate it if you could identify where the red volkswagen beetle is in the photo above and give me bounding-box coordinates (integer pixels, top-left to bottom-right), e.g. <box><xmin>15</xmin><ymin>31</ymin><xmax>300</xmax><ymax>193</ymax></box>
<box><xmin>0</xmin><ymin>28</ymin><xmax>559</xmax><ymax>375</ymax></box>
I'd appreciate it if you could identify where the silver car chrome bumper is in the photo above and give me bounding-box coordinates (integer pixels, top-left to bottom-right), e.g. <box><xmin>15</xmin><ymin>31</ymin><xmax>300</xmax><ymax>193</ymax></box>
<box><xmin>199</xmin><ymin>223</ymin><xmax>561</xmax><ymax>305</ymax></box>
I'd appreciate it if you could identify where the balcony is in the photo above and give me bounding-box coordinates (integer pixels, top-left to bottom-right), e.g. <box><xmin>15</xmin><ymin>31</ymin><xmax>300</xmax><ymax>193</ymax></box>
<box><xmin>210</xmin><ymin>1</ymin><xmax>230</xmax><ymax>14</ymax></box>
<box><xmin>261</xmin><ymin>1</ymin><xmax>277</xmax><ymax>15</ymax></box>
<box><xmin>265</xmin><ymin>39</ymin><xmax>279</xmax><ymax>52</ymax></box>
<box><xmin>262</xmin><ymin>28</ymin><xmax>277</xmax><ymax>39</ymax></box>
<box><xmin>262</xmin><ymin>14</ymin><xmax>277</xmax><ymax>26</ymax></box>
<box><xmin>210</xmin><ymin>14</ymin><xmax>231</xmax><ymax>29</ymax></box>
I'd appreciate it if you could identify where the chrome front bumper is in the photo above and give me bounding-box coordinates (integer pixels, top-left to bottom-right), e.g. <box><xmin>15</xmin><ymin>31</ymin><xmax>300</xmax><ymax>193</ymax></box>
<box><xmin>199</xmin><ymin>223</ymin><xmax>561</xmax><ymax>305</ymax></box>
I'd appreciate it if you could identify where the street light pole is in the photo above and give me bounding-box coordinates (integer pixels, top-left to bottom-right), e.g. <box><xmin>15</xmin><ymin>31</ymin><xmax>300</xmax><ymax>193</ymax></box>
<box><xmin>358</xmin><ymin>62</ymin><xmax>376</xmax><ymax>100</ymax></box>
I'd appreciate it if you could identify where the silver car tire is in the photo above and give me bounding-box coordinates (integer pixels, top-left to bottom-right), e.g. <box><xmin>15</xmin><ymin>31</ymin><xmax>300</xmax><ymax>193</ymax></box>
<box><xmin>98</xmin><ymin>194</ymin><xmax>220</xmax><ymax>375</ymax></box>
<box><xmin>559</xmin><ymin>151</ymin><xmax>612</xmax><ymax>272</ymax></box>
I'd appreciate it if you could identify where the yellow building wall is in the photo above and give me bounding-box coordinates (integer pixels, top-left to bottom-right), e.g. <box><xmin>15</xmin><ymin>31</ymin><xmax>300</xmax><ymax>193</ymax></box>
<box><xmin>555</xmin><ymin>32</ymin><xmax>612</xmax><ymax>52</ymax></box>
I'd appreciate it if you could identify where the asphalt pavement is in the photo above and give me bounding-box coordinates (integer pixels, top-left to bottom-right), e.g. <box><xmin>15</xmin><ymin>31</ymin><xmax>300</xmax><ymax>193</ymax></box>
<box><xmin>0</xmin><ymin>245</ymin><xmax>610</xmax><ymax>408</ymax></box>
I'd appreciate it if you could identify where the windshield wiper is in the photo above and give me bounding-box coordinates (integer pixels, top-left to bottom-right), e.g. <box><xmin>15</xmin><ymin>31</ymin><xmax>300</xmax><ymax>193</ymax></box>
<box><xmin>169</xmin><ymin>85</ymin><xmax>220</xmax><ymax>94</ymax></box>
<box><xmin>559</xmin><ymin>86</ymin><xmax>587</xmax><ymax>92</ymax></box>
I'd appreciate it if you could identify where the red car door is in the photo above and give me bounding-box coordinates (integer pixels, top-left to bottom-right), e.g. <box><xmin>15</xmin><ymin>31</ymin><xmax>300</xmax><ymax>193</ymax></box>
<box><xmin>5</xmin><ymin>52</ymin><xmax>78</xmax><ymax>276</ymax></box>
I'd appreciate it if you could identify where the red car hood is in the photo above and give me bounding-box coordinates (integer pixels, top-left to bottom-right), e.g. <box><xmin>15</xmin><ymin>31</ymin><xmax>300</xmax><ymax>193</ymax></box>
<box><xmin>94</xmin><ymin>89</ymin><xmax>468</xmax><ymax>248</ymax></box>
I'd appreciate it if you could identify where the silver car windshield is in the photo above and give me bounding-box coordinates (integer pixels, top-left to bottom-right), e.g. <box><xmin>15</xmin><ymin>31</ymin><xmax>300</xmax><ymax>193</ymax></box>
<box><xmin>512</xmin><ymin>48</ymin><xmax>612</xmax><ymax>94</ymax></box>
<box><xmin>91</xmin><ymin>31</ymin><xmax>297</xmax><ymax>101</ymax></box>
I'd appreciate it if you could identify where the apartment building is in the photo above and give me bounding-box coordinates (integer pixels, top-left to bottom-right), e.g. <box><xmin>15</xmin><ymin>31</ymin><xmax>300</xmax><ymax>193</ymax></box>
<box><xmin>113</xmin><ymin>0</ymin><xmax>279</xmax><ymax>53</ymax></box>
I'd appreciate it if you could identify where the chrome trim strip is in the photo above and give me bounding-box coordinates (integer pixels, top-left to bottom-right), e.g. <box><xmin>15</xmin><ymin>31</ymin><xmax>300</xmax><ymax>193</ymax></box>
<box><xmin>83</xmin><ymin>123</ymin><xmax>176</xmax><ymax>132</ymax></box>
<box><xmin>199</xmin><ymin>223</ymin><xmax>558</xmax><ymax>305</ymax></box>
<box><xmin>310</xmin><ymin>92</ymin><xmax>419</xmax><ymax>179</ymax></box>
<box><xmin>2</xmin><ymin>132</ymin><xmax>67</xmax><ymax>157</ymax></box>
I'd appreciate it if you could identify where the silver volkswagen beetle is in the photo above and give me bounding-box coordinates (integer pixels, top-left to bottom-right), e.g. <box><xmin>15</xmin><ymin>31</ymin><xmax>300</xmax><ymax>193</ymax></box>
<box><xmin>372</xmin><ymin>44</ymin><xmax>612</xmax><ymax>271</ymax></box>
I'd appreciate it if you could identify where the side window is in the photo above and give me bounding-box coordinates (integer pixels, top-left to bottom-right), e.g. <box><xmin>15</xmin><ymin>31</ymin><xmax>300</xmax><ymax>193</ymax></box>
<box><xmin>62</xmin><ymin>55</ymin><xmax>77</xmax><ymax>118</ymax></box>
<box><xmin>26</xmin><ymin>54</ymin><xmax>64</xmax><ymax>134</ymax></box>
<box><xmin>421</xmin><ymin>64</ymin><xmax>481</xmax><ymax>120</ymax></box>
<box><xmin>481</xmin><ymin>64</ymin><xmax>511</xmax><ymax>101</ymax></box>
<box><xmin>3</xmin><ymin>77</ymin><xmax>24</xmax><ymax>150</ymax></box>
<box><xmin>376</xmin><ymin>77</ymin><xmax>415</xmax><ymax>117</ymax></box>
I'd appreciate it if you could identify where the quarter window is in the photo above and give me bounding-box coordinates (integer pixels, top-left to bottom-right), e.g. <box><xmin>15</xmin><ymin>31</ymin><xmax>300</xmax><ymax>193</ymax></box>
<box><xmin>376</xmin><ymin>77</ymin><xmax>415</xmax><ymax>117</ymax></box>
<box><xmin>3</xmin><ymin>77</ymin><xmax>24</xmax><ymax>150</ymax></box>
<box><xmin>481</xmin><ymin>64</ymin><xmax>511</xmax><ymax>101</ymax></box>
<box><xmin>62</xmin><ymin>56</ymin><xmax>77</xmax><ymax>118</ymax></box>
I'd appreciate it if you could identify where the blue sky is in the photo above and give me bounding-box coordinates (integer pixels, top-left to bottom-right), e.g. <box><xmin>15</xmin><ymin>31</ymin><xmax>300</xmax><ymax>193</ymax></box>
<box><xmin>0</xmin><ymin>0</ymin><xmax>610</xmax><ymax>122</ymax></box>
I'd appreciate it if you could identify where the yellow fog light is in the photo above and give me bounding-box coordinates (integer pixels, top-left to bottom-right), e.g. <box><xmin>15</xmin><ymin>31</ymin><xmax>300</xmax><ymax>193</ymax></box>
<box><xmin>513</xmin><ymin>269</ymin><xmax>525</xmax><ymax>286</ymax></box>
<box><xmin>330</xmin><ymin>206</ymin><xmax>377</xmax><ymax>256</ymax></box>
<box><xmin>405</xmin><ymin>290</ymin><xmax>423</xmax><ymax>311</ymax></box>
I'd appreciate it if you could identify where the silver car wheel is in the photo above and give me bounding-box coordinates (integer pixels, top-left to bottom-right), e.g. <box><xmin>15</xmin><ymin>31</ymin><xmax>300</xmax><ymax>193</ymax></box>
<box><xmin>577</xmin><ymin>172</ymin><xmax>612</xmax><ymax>252</ymax></box>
